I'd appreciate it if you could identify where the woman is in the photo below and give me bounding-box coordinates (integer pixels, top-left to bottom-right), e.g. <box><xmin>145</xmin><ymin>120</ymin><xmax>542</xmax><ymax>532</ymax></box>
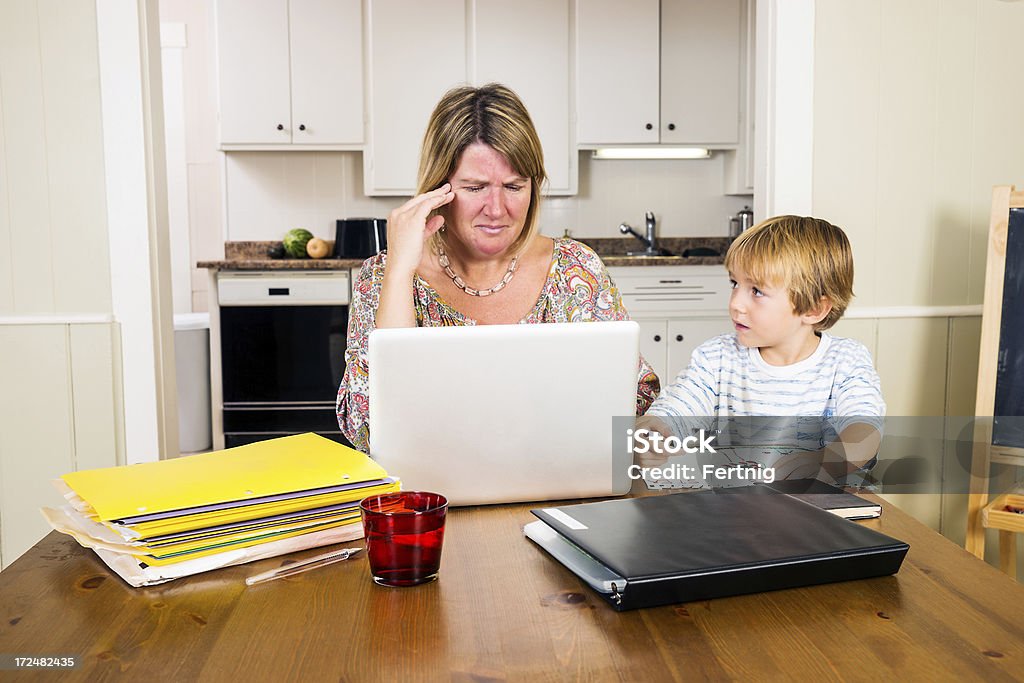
<box><xmin>337</xmin><ymin>83</ymin><xmax>659</xmax><ymax>452</ymax></box>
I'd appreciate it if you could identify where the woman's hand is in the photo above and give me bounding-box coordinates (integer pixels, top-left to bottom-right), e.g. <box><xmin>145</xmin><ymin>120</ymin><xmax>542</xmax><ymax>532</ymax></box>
<box><xmin>376</xmin><ymin>183</ymin><xmax>455</xmax><ymax>329</ymax></box>
<box><xmin>384</xmin><ymin>183</ymin><xmax>455</xmax><ymax>277</ymax></box>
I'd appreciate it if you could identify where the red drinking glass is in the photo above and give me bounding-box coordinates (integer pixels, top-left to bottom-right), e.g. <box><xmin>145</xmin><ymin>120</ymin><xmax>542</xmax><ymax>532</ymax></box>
<box><xmin>359</xmin><ymin>491</ymin><xmax>448</xmax><ymax>587</ymax></box>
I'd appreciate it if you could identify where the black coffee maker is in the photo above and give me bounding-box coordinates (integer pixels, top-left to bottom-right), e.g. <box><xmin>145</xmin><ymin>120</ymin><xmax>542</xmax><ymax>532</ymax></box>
<box><xmin>334</xmin><ymin>218</ymin><xmax>387</xmax><ymax>258</ymax></box>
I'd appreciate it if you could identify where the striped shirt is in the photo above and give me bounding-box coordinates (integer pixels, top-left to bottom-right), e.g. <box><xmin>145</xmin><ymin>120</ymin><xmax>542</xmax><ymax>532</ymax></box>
<box><xmin>647</xmin><ymin>333</ymin><xmax>885</xmax><ymax>450</ymax></box>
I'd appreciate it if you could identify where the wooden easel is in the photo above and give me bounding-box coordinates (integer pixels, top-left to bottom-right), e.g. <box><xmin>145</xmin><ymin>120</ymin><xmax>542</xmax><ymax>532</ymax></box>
<box><xmin>966</xmin><ymin>185</ymin><xmax>1024</xmax><ymax>577</ymax></box>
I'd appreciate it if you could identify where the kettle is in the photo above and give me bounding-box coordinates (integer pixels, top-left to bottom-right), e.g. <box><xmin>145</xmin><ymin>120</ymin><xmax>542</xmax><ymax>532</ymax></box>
<box><xmin>729</xmin><ymin>206</ymin><xmax>754</xmax><ymax>238</ymax></box>
<box><xmin>334</xmin><ymin>218</ymin><xmax>387</xmax><ymax>258</ymax></box>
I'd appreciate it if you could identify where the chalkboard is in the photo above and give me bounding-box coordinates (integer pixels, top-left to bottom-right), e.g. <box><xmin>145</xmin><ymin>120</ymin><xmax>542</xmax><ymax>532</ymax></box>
<box><xmin>993</xmin><ymin>207</ymin><xmax>1024</xmax><ymax>447</ymax></box>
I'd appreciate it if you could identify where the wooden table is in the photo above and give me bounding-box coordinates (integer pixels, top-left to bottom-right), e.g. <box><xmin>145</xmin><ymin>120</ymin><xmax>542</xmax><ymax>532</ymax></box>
<box><xmin>1</xmin><ymin>495</ymin><xmax>1023</xmax><ymax>682</ymax></box>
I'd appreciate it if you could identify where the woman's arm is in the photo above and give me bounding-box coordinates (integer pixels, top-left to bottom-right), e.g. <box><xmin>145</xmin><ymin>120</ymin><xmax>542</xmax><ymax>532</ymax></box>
<box><xmin>336</xmin><ymin>257</ymin><xmax>385</xmax><ymax>453</ymax></box>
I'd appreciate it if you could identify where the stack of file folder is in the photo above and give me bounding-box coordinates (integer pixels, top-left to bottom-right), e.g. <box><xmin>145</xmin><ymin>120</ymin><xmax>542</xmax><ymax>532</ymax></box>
<box><xmin>41</xmin><ymin>433</ymin><xmax>399</xmax><ymax>587</ymax></box>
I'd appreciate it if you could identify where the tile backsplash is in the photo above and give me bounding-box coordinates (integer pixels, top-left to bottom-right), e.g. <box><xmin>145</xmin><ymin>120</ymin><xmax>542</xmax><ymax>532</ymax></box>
<box><xmin>224</xmin><ymin>151</ymin><xmax>752</xmax><ymax>242</ymax></box>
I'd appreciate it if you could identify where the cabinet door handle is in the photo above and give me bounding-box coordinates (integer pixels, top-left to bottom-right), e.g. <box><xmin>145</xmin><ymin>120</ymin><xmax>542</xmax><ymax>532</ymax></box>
<box><xmin>276</xmin><ymin>124</ymin><xmax>284</xmax><ymax>131</ymax></box>
<box><xmin>645</xmin><ymin>123</ymin><xmax>653</xmax><ymax>130</ymax></box>
<box><xmin>653</xmin><ymin>335</ymin><xmax>662</xmax><ymax>342</ymax></box>
<box><xmin>675</xmin><ymin>334</ymin><xmax>684</xmax><ymax>342</ymax></box>
<box><xmin>299</xmin><ymin>124</ymin><xmax>306</xmax><ymax>131</ymax></box>
<box><xmin>667</xmin><ymin>123</ymin><xmax>676</xmax><ymax>131</ymax></box>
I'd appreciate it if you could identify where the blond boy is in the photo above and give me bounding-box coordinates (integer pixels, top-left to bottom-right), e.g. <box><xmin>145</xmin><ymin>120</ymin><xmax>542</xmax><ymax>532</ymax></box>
<box><xmin>641</xmin><ymin>216</ymin><xmax>885</xmax><ymax>482</ymax></box>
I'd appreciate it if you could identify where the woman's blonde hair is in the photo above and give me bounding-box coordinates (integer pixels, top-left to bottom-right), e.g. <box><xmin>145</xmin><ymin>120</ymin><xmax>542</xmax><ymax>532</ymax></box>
<box><xmin>724</xmin><ymin>215</ymin><xmax>854</xmax><ymax>331</ymax></box>
<box><xmin>418</xmin><ymin>83</ymin><xmax>547</xmax><ymax>256</ymax></box>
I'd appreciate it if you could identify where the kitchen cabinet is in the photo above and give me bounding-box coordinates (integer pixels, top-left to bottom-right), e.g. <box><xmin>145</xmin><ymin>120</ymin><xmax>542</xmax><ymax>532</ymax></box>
<box><xmin>576</xmin><ymin>0</ymin><xmax>744</xmax><ymax>146</ymax></box>
<box><xmin>365</xmin><ymin>0</ymin><xmax>573</xmax><ymax>196</ymax></box>
<box><xmin>609</xmin><ymin>265</ymin><xmax>732</xmax><ymax>388</ymax></box>
<box><xmin>474</xmin><ymin>0</ymin><xmax>573</xmax><ymax>194</ymax></box>
<box><xmin>215</xmin><ymin>0</ymin><xmax>363</xmax><ymax>148</ymax></box>
<box><xmin>640</xmin><ymin>318</ymin><xmax>734</xmax><ymax>387</ymax></box>
<box><xmin>364</xmin><ymin>0</ymin><xmax>467</xmax><ymax>195</ymax></box>
<box><xmin>724</xmin><ymin>0</ymin><xmax>756</xmax><ymax>194</ymax></box>
<box><xmin>576</xmin><ymin>0</ymin><xmax>660</xmax><ymax>145</ymax></box>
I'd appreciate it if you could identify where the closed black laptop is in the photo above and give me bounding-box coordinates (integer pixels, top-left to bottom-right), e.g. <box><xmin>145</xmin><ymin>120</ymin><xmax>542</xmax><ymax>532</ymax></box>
<box><xmin>529</xmin><ymin>490</ymin><xmax>909</xmax><ymax>611</ymax></box>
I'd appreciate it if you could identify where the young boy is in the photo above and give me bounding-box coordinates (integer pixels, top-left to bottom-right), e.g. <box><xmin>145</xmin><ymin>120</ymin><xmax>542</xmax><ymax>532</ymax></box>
<box><xmin>639</xmin><ymin>215</ymin><xmax>885</xmax><ymax>483</ymax></box>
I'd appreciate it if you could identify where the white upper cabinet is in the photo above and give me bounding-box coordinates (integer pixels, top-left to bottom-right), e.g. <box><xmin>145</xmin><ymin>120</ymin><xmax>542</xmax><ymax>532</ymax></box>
<box><xmin>365</xmin><ymin>0</ymin><xmax>467</xmax><ymax>195</ymax></box>
<box><xmin>576</xmin><ymin>0</ymin><xmax>660</xmax><ymax>145</ymax></box>
<box><xmin>216</xmin><ymin>0</ymin><xmax>363</xmax><ymax>147</ymax></box>
<box><xmin>216</xmin><ymin>0</ymin><xmax>290</xmax><ymax>145</ymax></box>
<box><xmin>661</xmin><ymin>0</ymin><xmax>742</xmax><ymax>145</ymax></box>
<box><xmin>576</xmin><ymin>0</ymin><xmax>744</xmax><ymax>147</ymax></box>
<box><xmin>365</xmin><ymin>0</ymin><xmax>573</xmax><ymax>196</ymax></box>
<box><xmin>473</xmin><ymin>0</ymin><xmax>574</xmax><ymax>194</ymax></box>
<box><xmin>724</xmin><ymin>0</ymin><xmax>756</xmax><ymax>194</ymax></box>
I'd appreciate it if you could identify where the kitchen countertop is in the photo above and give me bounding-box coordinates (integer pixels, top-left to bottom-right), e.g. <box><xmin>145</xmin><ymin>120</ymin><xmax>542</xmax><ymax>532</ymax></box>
<box><xmin>197</xmin><ymin>237</ymin><xmax>730</xmax><ymax>271</ymax></box>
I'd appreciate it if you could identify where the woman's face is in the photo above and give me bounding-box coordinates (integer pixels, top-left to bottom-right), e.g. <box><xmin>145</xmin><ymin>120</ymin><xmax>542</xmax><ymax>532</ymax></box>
<box><xmin>445</xmin><ymin>142</ymin><xmax>531</xmax><ymax>259</ymax></box>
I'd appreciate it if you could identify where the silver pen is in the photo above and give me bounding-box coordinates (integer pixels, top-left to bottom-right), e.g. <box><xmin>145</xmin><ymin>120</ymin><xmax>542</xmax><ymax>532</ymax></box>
<box><xmin>245</xmin><ymin>546</ymin><xmax>363</xmax><ymax>586</ymax></box>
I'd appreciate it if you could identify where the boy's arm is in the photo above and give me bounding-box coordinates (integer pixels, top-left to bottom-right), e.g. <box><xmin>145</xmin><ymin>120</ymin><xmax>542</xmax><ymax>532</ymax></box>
<box><xmin>772</xmin><ymin>422</ymin><xmax>881</xmax><ymax>482</ymax></box>
<box><xmin>645</xmin><ymin>343</ymin><xmax>719</xmax><ymax>419</ymax></box>
<box><xmin>635</xmin><ymin>342</ymin><xmax>720</xmax><ymax>465</ymax></box>
<box><xmin>774</xmin><ymin>342</ymin><xmax>885</xmax><ymax>481</ymax></box>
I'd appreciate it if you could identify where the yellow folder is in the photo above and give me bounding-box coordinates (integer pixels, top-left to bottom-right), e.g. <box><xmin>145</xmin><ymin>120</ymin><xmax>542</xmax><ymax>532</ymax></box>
<box><xmin>141</xmin><ymin>511</ymin><xmax>363</xmax><ymax>559</ymax></box>
<box><xmin>115</xmin><ymin>480</ymin><xmax>399</xmax><ymax>539</ymax></box>
<box><xmin>136</xmin><ymin>517</ymin><xmax>363</xmax><ymax>567</ymax></box>
<box><xmin>62</xmin><ymin>433</ymin><xmax>389</xmax><ymax>522</ymax></box>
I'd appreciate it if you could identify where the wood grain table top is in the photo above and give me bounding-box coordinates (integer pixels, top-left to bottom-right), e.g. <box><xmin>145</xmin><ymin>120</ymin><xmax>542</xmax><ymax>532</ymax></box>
<box><xmin>1</xmin><ymin>495</ymin><xmax>1022</xmax><ymax>682</ymax></box>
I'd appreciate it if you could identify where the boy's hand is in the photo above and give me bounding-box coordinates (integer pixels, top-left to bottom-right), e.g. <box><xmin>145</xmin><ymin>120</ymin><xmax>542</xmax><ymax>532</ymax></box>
<box><xmin>771</xmin><ymin>450</ymin><xmax>830</xmax><ymax>482</ymax></box>
<box><xmin>632</xmin><ymin>415</ymin><xmax>675</xmax><ymax>467</ymax></box>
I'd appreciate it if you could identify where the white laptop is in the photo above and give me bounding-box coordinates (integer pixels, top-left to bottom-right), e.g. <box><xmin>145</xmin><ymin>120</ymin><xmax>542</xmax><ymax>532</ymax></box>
<box><xmin>368</xmin><ymin>321</ymin><xmax>639</xmax><ymax>506</ymax></box>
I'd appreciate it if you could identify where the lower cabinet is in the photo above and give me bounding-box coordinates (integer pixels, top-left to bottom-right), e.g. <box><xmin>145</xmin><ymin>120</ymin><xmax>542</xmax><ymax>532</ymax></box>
<box><xmin>638</xmin><ymin>317</ymin><xmax>733</xmax><ymax>389</ymax></box>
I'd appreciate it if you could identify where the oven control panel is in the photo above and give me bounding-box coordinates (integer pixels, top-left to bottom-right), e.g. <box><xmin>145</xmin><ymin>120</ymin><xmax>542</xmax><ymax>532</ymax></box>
<box><xmin>218</xmin><ymin>271</ymin><xmax>351</xmax><ymax>306</ymax></box>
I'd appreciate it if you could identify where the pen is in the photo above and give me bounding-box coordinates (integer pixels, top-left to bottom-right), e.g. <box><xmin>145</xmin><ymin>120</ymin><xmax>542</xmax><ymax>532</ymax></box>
<box><xmin>245</xmin><ymin>546</ymin><xmax>363</xmax><ymax>586</ymax></box>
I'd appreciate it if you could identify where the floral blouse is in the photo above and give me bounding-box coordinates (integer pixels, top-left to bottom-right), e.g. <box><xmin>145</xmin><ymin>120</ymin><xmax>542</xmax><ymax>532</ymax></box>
<box><xmin>336</xmin><ymin>238</ymin><xmax>661</xmax><ymax>452</ymax></box>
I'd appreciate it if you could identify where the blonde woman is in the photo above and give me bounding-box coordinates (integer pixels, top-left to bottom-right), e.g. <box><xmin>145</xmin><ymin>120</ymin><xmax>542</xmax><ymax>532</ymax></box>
<box><xmin>337</xmin><ymin>84</ymin><xmax>659</xmax><ymax>452</ymax></box>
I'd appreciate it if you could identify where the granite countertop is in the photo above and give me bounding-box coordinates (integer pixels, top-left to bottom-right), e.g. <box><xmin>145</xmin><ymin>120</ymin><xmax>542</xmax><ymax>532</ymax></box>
<box><xmin>197</xmin><ymin>242</ymin><xmax>365</xmax><ymax>271</ymax></box>
<box><xmin>197</xmin><ymin>237</ymin><xmax>731</xmax><ymax>271</ymax></box>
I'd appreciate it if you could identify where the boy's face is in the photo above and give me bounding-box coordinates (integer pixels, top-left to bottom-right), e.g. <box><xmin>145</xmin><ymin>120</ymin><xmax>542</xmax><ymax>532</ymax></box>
<box><xmin>728</xmin><ymin>266</ymin><xmax>822</xmax><ymax>364</ymax></box>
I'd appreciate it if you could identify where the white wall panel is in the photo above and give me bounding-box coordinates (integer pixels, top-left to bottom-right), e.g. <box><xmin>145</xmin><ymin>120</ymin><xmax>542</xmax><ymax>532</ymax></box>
<box><xmin>929</xmin><ymin>0</ymin><xmax>977</xmax><ymax>306</ymax></box>
<box><xmin>0</xmin><ymin>60</ymin><xmax>11</xmax><ymax>312</ymax></box>
<box><xmin>0</xmin><ymin>0</ymin><xmax>56</xmax><ymax>314</ymax></box>
<box><xmin>37</xmin><ymin>0</ymin><xmax>111</xmax><ymax>313</ymax></box>
<box><xmin>811</xmin><ymin>0</ymin><xmax>881</xmax><ymax>308</ymax></box>
<box><xmin>829</xmin><ymin>318</ymin><xmax>877</xmax><ymax>358</ymax></box>
<box><xmin>968</xmin><ymin>0</ymin><xmax>1024</xmax><ymax>304</ymax></box>
<box><xmin>70</xmin><ymin>324</ymin><xmax>121</xmax><ymax>471</ymax></box>
<box><xmin>813</xmin><ymin>0</ymin><xmax>1024</xmax><ymax>310</ymax></box>
<box><xmin>876</xmin><ymin>317</ymin><xmax>948</xmax><ymax>417</ymax></box>
<box><xmin>872</xmin><ymin>0</ymin><xmax>938</xmax><ymax>308</ymax></box>
<box><xmin>0</xmin><ymin>325</ymin><xmax>75</xmax><ymax>567</ymax></box>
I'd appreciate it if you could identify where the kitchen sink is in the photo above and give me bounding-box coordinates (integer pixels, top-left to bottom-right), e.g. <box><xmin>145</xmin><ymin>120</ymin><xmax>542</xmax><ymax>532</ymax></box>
<box><xmin>625</xmin><ymin>248</ymin><xmax>676</xmax><ymax>257</ymax></box>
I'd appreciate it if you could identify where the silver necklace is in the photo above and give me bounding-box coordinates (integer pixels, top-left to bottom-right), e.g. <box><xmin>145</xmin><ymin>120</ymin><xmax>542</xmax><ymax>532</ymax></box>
<box><xmin>437</xmin><ymin>246</ymin><xmax>519</xmax><ymax>297</ymax></box>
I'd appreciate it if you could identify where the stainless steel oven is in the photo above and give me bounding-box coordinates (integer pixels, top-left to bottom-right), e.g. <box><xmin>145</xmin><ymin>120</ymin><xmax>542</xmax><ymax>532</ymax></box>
<box><xmin>215</xmin><ymin>271</ymin><xmax>351</xmax><ymax>448</ymax></box>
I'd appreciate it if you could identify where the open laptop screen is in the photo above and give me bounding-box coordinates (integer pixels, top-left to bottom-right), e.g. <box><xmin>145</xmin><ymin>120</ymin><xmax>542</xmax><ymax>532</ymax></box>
<box><xmin>368</xmin><ymin>321</ymin><xmax>639</xmax><ymax>505</ymax></box>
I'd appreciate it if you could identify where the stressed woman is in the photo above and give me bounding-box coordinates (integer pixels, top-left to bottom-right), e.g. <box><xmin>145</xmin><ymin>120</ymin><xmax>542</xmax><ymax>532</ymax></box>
<box><xmin>337</xmin><ymin>84</ymin><xmax>659</xmax><ymax>452</ymax></box>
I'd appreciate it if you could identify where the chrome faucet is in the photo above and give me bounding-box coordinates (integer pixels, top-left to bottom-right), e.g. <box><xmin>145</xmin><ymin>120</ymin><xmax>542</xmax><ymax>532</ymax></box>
<box><xmin>619</xmin><ymin>211</ymin><xmax>659</xmax><ymax>256</ymax></box>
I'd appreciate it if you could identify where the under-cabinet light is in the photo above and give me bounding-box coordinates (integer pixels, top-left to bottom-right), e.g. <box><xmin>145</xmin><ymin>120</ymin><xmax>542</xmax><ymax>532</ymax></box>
<box><xmin>592</xmin><ymin>147</ymin><xmax>712</xmax><ymax>160</ymax></box>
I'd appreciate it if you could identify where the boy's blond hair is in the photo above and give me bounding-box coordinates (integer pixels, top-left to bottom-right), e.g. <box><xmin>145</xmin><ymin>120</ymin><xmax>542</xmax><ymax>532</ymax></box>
<box><xmin>724</xmin><ymin>215</ymin><xmax>853</xmax><ymax>331</ymax></box>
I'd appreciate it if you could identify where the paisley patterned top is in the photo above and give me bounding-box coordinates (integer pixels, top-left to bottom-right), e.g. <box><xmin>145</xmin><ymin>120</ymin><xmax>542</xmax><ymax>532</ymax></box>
<box><xmin>336</xmin><ymin>238</ymin><xmax>661</xmax><ymax>452</ymax></box>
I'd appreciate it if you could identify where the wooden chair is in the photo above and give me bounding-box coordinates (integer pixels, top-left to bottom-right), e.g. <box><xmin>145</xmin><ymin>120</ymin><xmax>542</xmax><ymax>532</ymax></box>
<box><xmin>966</xmin><ymin>185</ymin><xmax>1024</xmax><ymax>577</ymax></box>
